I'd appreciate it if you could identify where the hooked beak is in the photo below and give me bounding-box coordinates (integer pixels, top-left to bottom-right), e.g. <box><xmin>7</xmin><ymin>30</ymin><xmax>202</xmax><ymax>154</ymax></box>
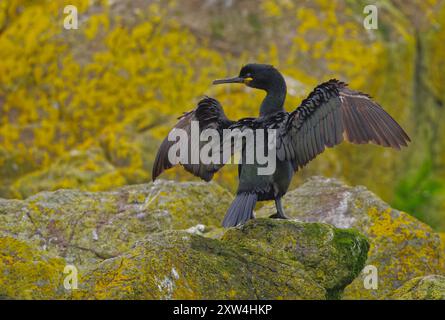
<box><xmin>213</xmin><ymin>76</ymin><xmax>252</xmax><ymax>85</ymax></box>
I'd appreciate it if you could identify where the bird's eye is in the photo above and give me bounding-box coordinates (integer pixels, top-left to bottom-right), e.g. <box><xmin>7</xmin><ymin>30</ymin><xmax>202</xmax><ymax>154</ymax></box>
<box><xmin>243</xmin><ymin>73</ymin><xmax>253</xmax><ymax>84</ymax></box>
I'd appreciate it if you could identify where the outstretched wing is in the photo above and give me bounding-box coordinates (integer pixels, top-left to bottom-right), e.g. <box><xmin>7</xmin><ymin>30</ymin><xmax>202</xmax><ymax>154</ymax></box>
<box><xmin>278</xmin><ymin>79</ymin><xmax>410</xmax><ymax>170</ymax></box>
<box><xmin>152</xmin><ymin>97</ymin><xmax>235</xmax><ymax>182</ymax></box>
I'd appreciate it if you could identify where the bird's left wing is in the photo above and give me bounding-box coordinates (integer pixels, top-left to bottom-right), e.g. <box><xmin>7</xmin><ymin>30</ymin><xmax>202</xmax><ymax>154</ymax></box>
<box><xmin>277</xmin><ymin>79</ymin><xmax>410</xmax><ymax>170</ymax></box>
<box><xmin>152</xmin><ymin>97</ymin><xmax>237</xmax><ymax>182</ymax></box>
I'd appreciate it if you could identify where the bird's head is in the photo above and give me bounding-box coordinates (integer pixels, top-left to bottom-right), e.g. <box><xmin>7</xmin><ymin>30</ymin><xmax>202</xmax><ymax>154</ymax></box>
<box><xmin>213</xmin><ymin>63</ymin><xmax>284</xmax><ymax>91</ymax></box>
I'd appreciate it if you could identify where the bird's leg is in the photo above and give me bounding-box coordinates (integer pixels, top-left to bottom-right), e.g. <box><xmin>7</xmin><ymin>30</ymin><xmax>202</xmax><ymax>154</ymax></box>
<box><xmin>269</xmin><ymin>197</ymin><xmax>290</xmax><ymax>219</ymax></box>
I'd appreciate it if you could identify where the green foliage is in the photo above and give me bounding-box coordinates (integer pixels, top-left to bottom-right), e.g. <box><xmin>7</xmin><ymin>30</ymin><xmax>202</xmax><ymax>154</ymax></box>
<box><xmin>394</xmin><ymin>159</ymin><xmax>445</xmax><ymax>227</ymax></box>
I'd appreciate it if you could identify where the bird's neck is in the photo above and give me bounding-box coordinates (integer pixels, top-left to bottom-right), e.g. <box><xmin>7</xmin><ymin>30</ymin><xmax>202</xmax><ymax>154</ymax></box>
<box><xmin>259</xmin><ymin>79</ymin><xmax>286</xmax><ymax>116</ymax></box>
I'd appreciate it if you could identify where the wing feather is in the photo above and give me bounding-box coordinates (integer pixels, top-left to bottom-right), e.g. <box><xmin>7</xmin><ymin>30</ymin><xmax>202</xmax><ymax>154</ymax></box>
<box><xmin>279</xmin><ymin>79</ymin><xmax>410</xmax><ymax>170</ymax></box>
<box><xmin>152</xmin><ymin>97</ymin><xmax>235</xmax><ymax>181</ymax></box>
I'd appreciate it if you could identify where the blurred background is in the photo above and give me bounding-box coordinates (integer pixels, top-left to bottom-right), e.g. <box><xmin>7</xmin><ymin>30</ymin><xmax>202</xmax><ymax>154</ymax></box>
<box><xmin>0</xmin><ymin>0</ymin><xmax>444</xmax><ymax>230</ymax></box>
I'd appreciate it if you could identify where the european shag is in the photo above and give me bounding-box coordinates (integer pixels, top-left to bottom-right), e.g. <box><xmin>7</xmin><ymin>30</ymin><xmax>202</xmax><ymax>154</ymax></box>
<box><xmin>152</xmin><ymin>64</ymin><xmax>410</xmax><ymax>227</ymax></box>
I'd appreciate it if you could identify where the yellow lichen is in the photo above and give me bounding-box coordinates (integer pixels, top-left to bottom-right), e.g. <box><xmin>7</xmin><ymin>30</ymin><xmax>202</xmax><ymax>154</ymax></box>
<box><xmin>0</xmin><ymin>237</ymin><xmax>67</xmax><ymax>299</ymax></box>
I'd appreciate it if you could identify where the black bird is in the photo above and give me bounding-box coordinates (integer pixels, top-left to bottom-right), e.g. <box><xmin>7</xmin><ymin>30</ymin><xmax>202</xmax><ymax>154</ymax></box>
<box><xmin>152</xmin><ymin>64</ymin><xmax>410</xmax><ymax>227</ymax></box>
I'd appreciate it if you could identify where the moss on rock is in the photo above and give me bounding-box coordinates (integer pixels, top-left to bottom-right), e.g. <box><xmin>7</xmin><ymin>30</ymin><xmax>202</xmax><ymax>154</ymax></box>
<box><xmin>258</xmin><ymin>176</ymin><xmax>444</xmax><ymax>299</ymax></box>
<box><xmin>222</xmin><ymin>219</ymin><xmax>369</xmax><ymax>299</ymax></box>
<box><xmin>73</xmin><ymin>219</ymin><xmax>368</xmax><ymax>299</ymax></box>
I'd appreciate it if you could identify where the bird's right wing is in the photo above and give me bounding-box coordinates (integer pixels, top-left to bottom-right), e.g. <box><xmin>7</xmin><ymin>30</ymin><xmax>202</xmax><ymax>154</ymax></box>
<box><xmin>152</xmin><ymin>97</ymin><xmax>236</xmax><ymax>182</ymax></box>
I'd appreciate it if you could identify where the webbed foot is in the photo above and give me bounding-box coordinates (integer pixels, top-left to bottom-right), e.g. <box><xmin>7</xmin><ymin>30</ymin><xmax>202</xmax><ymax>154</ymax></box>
<box><xmin>270</xmin><ymin>197</ymin><xmax>290</xmax><ymax>219</ymax></box>
<box><xmin>269</xmin><ymin>212</ymin><xmax>290</xmax><ymax>219</ymax></box>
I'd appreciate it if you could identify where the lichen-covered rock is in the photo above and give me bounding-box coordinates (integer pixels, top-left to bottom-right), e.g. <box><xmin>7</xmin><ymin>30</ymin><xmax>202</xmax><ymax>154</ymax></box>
<box><xmin>221</xmin><ymin>219</ymin><xmax>369</xmax><ymax>299</ymax></box>
<box><xmin>0</xmin><ymin>236</ymin><xmax>67</xmax><ymax>299</ymax></box>
<box><xmin>10</xmin><ymin>148</ymin><xmax>127</xmax><ymax>199</ymax></box>
<box><xmin>73</xmin><ymin>219</ymin><xmax>369</xmax><ymax>300</ymax></box>
<box><xmin>0</xmin><ymin>145</ymin><xmax>46</xmax><ymax>198</ymax></box>
<box><xmin>388</xmin><ymin>275</ymin><xmax>445</xmax><ymax>300</ymax></box>
<box><xmin>440</xmin><ymin>233</ymin><xmax>445</xmax><ymax>271</ymax></box>
<box><xmin>258</xmin><ymin>176</ymin><xmax>444</xmax><ymax>299</ymax></box>
<box><xmin>0</xmin><ymin>180</ymin><xmax>232</xmax><ymax>268</ymax></box>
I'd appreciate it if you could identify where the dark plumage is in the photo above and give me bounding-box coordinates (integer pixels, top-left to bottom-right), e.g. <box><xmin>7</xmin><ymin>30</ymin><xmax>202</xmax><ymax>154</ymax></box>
<box><xmin>152</xmin><ymin>64</ymin><xmax>410</xmax><ymax>227</ymax></box>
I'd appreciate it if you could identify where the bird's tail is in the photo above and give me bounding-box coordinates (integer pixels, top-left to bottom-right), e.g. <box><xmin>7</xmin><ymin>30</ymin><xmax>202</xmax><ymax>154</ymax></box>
<box><xmin>222</xmin><ymin>193</ymin><xmax>257</xmax><ymax>228</ymax></box>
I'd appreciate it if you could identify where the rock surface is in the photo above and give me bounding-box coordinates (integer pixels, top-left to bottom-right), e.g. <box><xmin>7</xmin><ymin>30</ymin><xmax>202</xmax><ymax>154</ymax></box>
<box><xmin>258</xmin><ymin>176</ymin><xmax>445</xmax><ymax>299</ymax></box>
<box><xmin>388</xmin><ymin>275</ymin><xmax>445</xmax><ymax>300</ymax></box>
<box><xmin>0</xmin><ymin>237</ymin><xmax>67</xmax><ymax>299</ymax></box>
<box><xmin>0</xmin><ymin>180</ymin><xmax>369</xmax><ymax>300</ymax></box>
<box><xmin>0</xmin><ymin>180</ymin><xmax>232</xmax><ymax>268</ymax></box>
<box><xmin>440</xmin><ymin>233</ymin><xmax>445</xmax><ymax>271</ymax></box>
<box><xmin>0</xmin><ymin>219</ymin><xmax>369</xmax><ymax>300</ymax></box>
<box><xmin>1</xmin><ymin>177</ymin><xmax>443</xmax><ymax>299</ymax></box>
